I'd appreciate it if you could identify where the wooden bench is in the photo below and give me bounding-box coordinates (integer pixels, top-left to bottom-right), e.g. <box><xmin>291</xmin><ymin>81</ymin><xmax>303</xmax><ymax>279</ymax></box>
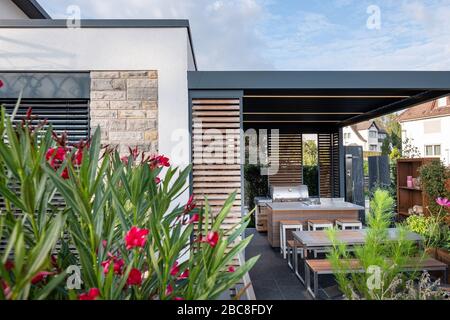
<box><xmin>305</xmin><ymin>258</ymin><xmax>448</xmax><ymax>299</ymax></box>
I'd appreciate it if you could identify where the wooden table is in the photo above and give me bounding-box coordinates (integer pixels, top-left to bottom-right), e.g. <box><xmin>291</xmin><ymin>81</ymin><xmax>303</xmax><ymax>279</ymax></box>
<box><xmin>291</xmin><ymin>228</ymin><xmax>423</xmax><ymax>283</ymax></box>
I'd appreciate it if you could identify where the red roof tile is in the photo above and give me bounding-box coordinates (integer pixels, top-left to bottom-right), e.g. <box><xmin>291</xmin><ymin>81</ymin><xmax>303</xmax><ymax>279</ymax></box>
<box><xmin>397</xmin><ymin>96</ymin><xmax>450</xmax><ymax>122</ymax></box>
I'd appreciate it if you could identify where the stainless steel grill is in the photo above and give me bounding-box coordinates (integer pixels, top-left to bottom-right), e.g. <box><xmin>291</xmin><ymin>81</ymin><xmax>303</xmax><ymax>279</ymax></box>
<box><xmin>270</xmin><ymin>185</ymin><xmax>309</xmax><ymax>202</ymax></box>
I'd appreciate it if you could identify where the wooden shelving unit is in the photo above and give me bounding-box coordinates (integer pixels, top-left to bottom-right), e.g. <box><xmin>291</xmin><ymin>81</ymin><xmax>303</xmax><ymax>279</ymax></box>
<box><xmin>396</xmin><ymin>158</ymin><xmax>434</xmax><ymax>218</ymax></box>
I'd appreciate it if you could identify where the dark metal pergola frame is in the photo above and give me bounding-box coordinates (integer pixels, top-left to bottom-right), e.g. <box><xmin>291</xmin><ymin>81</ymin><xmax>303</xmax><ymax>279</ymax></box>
<box><xmin>188</xmin><ymin>71</ymin><xmax>450</xmax><ymax>205</ymax></box>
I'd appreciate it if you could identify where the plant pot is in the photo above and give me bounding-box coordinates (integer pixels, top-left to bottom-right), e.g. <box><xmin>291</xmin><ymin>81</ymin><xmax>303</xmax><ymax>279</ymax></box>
<box><xmin>426</xmin><ymin>247</ymin><xmax>450</xmax><ymax>284</ymax></box>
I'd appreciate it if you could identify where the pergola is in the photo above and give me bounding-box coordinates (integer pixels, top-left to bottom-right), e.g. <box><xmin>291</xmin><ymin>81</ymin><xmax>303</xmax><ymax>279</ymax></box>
<box><xmin>187</xmin><ymin>71</ymin><xmax>450</xmax><ymax>223</ymax></box>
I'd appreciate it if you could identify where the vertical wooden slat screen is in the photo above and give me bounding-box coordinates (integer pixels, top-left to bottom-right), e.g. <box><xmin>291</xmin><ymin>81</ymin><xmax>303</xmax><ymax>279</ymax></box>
<box><xmin>318</xmin><ymin>132</ymin><xmax>341</xmax><ymax>198</ymax></box>
<box><xmin>331</xmin><ymin>132</ymin><xmax>340</xmax><ymax>198</ymax></box>
<box><xmin>268</xmin><ymin>132</ymin><xmax>303</xmax><ymax>186</ymax></box>
<box><xmin>192</xmin><ymin>98</ymin><xmax>242</xmax><ymax>231</ymax></box>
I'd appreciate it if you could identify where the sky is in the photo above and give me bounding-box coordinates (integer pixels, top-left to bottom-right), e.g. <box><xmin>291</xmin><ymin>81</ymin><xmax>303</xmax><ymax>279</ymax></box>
<box><xmin>38</xmin><ymin>0</ymin><xmax>450</xmax><ymax>71</ymax></box>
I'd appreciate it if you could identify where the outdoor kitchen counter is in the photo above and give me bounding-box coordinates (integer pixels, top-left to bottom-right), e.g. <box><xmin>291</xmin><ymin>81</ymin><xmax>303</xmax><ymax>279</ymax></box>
<box><xmin>266</xmin><ymin>199</ymin><xmax>364</xmax><ymax>211</ymax></box>
<box><xmin>266</xmin><ymin>199</ymin><xmax>364</xmax><ymax>248</ymax></box>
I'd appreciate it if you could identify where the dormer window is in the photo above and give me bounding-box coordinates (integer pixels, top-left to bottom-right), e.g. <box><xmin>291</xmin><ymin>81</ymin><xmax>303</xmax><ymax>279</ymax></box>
<box><xmin>437</xmin><ymin>97</ymin><xmax>447</xmax><ymax>108</ymax></box>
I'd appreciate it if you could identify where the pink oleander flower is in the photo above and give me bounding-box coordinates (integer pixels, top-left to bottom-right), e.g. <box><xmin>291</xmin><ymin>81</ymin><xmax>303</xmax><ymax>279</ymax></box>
<box><xmin>170</xmin><ymin>261</ymin><xmax>180</xmax><ymax>276</ymax></box>
<box><xmin>125</xmin><ymin>226</ymin><xmax>149</xmax><ymax>250</ymax></box>
<box><xmin>228</xmin><ymin>266</ymin><xmax>235</xmax><ymax>273</ymax></box>
<box><xmin>127</xmin><ymin>268</ymin><xmax>142</xmax><ymax>286</ymax></box>
<box><xmin>174</xmin><ymin>297</ymin><xmax>184</xmax><ymax>300</ymax></box>
<box><xmin>205</xmin><ymin>231</ymin><xmax>219</xmax><ymax>248</ymax></box>
<box><xmin>178</xmin><ymin>269</ymin><xmax>189</xmax><ymax>280</ymax></box>
<box><xmin>4</xmin><ymin>260</ymin><xmax>14</xmax><ymax>271</ymax></box>
<box><xmin>79</xmin><ymin>288</ymin><xmax>100</xmax><ymax>300</ymax></box>
<box><xmin>436</xmin><ymin>197</ymin><xmax>450</xmax><ymax>208</ymax></box>
<box><xmin>31</xmin><ymin>271</ymin><xmax>55</xmax><ymax>284</ymax></box>
<box><xmin>101</xmin><ymin>256</ymin><xmax>124</xmax><ymax>275</ymax></box>
<box><xmin>0</xmin><ymin>80</ymin><xmax>3</xmax><ymax>88</ymax></box>
<box><xmin>149</xmin><ymin>155</ymin><xmax>170</xmax><ymax>169</ymax></box>
<box><xmin>45</xmin><ymin>147</ymin><xmax>66</xmax><ymax>167</ymax></box>
<box><xmin>184</xmin><ymin>195</ymin><xmax>196</xmax><ymax>214</ymax></box>
<box><xmin>154</xmin><ymin>176</ymin><xmax>161</xmax><ymax>184</ymax></box>
<box><xmin>166</xmin><ymin>284</ymin><xmax>173</xmax><ymax>296</ymax></box>
<box><xmin>187</xmin><ymin>213</ymin><xmax>200</xmax><ymax>224</ymax></box>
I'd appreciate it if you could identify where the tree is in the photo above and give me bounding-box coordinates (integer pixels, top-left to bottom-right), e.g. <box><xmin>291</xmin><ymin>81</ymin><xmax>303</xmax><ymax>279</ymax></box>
<box><xmin>303</xmin><ymin>140</ymin><xmax>318</xmax><ymax>166</ymax></box>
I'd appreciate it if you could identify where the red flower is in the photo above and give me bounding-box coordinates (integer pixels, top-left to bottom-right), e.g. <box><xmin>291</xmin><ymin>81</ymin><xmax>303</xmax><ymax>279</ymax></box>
<box><xmin>187</xmin><ymin>213</ymin><xmax>200</xmax><ymax>224</ymax></box>
<box><xmin>149</xmin><ymin>155</ymin><xmax>170</xmax><ymax>169</ymax></box>
<box><xmin>61</xmin><ymin>167</ymin><xmax>69</xmax><ymax>180</ymax></box>
<box><xmin>125</xmin><ymin>226</ymin><xmax>149</xmax><ymax>250</ymax></box>
<box><xmin>154</xmin><ymin>177</ymin><xmax>161</xmax><ymax>184</ymax></box>
<box><xmin>228</xmin><ymin>266</ymin><xmax>235</xmax><ymax>273</ymax></box>
<box><xmin>166</xmin><ymin>284</ymin><xmax>173</xmax><ymax>296</ymax></box>
<box><xmin>101</xmin><ymin>256</ymin><xmax>124</xmax><ymax>275</ymax></box>
<box><xmin>102</xmin><ymin>240</ymin><xmax>108</xmax><ymax>248</ymax></box>
<box><xmin>79</xmin><ymin>288</ymin><xmax>100</xmax><ymax>300</ymax></box>
<box><xmin>0</xmin><ymin>79</ymin><xmax>3</xmax><ymax>88</ymax></box>
<box><xmin>174</xmin><ymin>297</ymin><xmax>184</xmax><ymax>300</ymax></box>
<box><xmin>4</xmin><ymin>260</ymin><xmax>14</xmax><ymax>271</ymax></box>
<box><xmin>436</xmin><ymin>197</ymin><xmax>450</xmax><ymax>208</ymax></box>
<box><xmin>170</xmin><ymin>261</ymin><xmax>180</xmax><ymax>276</ymax></box>
<box><xmin>121</xmin><ymin>156</ymin><xmax>129</xmax><ymax>165</ymax></box>
<box><xmin>46</xmin><ymin>147</ymin><xmax>66</xmax><ymax>167</ymax></box>
<box><xmin>1</xmin><ymin>280</ymin><xmax>11</xmax><ymax>299</ymax></box>
<box><xmin>205</xmin><ymin>231</ymin><xmax>219</xmax><ymax>248</ymax></box>
<box><xmin>31</xmin><ymin>271</ymin><xmax>54</xmax><ymax>284</ymax></box>
<box><xmin>127</xmin><ymin>268</ymin><xmax>142</xmax><ymax>286</ymax></box>
<box><xmin>178</xmin><ymin>269</ymin><xmax>189</xmax><ymax>280</ymax></box>
<box><xmin>184</xmin><ymin>195</ymin><xmax>196</xmax><ymax>214</ymax></box>
<box><xmin>74</xmin><ymin>148</ymin><xmax>83</xmax><ymax>166</ymax></box>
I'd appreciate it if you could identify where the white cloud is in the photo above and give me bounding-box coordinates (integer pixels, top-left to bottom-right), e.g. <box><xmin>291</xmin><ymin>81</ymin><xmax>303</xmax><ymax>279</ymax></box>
<box><xmin>39</xmin><ymin>0</ymin><xmax>450</xmax><ymax>70</ymax></box>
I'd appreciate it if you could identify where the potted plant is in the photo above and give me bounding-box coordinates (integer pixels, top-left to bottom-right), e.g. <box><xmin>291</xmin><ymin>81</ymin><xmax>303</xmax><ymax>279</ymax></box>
<box><xmin>414</xmin><ymin>160</ymin><xmax>450</xmax><ymax>283</ymax></box>
<box><xmin>406</xmin><ymin>198</ymin><xmax>450</xmax><ymax>284</ymax></box>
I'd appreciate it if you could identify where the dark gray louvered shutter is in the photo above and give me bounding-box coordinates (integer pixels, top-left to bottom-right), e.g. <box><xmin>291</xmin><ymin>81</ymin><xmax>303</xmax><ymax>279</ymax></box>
<box><xmin>1</xmin><ymin>99</ymin><xmax>90</xmax><ymax>145</ymax></box>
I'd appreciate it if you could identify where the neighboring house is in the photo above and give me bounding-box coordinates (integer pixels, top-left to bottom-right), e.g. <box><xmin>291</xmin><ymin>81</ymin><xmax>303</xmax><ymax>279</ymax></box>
<box><xmin>398</xmin><ymin>95</ymin><xmax>450</xmax><ymax>166</ymax></box>
<box><xmin>343</xmin><ymin>120</ymin><xmax>387</xmax><ymax>155</ymax></box>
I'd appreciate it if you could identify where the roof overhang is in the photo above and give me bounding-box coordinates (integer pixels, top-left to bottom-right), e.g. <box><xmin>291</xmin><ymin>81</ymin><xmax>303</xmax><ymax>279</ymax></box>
<box><xmin>188</xmin><ymin>71</ymin><xmax>450</xmax><ymax>129</ymax></box>
<box><xmin>11</xmin><ymin>0</ymin><xmax>51</xmax><ymax>19</ymax></box>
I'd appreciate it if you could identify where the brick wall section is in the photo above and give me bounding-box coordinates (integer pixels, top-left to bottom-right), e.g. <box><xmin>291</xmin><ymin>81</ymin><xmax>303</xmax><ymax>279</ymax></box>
<box><xmin>90</xmin><ymin>71</ymin><xmax>158</xmax><ymax>155</ymax></box>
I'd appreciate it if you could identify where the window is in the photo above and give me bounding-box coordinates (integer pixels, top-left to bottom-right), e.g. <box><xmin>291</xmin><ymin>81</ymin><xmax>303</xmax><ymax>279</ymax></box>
<box><xmin>369</xmin><ymin>144</ymin><xmax>378</xmax><ymax>151</ymax></box>
<box><xmin>437</xmin><ymin>97</ymin><xmax>447</xmax><ymax>108</ymax></box>
<box><xmin>425</xmin><ymin>145</ymin><xmax>441</xmax><ymax>156</ymax></box>
<box><xmin>344</xmin><ymin>132</ymin><xmax>351</xmax><ymax>140</ymax></box>
<box><xmin>369</xmin><ymin>130</ymin><xmax>377</xmax><ymax>138</ymax></box>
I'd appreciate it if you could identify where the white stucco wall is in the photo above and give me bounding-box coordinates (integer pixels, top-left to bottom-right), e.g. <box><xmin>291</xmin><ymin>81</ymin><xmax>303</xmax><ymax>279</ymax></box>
<box><xmin>401</xmin><ymin>116</ymin><xmax>450</xmax><ymax>165</ymax></box>
<box><xmin>0</xmin><ymin>0</ymin><xmax>28</xmax><ymax>19</ymax></box>
<box><xmin>0</xmin><ymin>26</ymin><xmax>195</xmax><ymax>204</ymax></box>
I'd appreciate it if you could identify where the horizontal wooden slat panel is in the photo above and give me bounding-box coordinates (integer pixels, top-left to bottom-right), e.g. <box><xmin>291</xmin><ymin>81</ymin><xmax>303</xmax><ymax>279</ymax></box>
<box><xmin>192</xmin><ymin>97</ymin><xmax>242</xmax><ymax>230</ymax></box>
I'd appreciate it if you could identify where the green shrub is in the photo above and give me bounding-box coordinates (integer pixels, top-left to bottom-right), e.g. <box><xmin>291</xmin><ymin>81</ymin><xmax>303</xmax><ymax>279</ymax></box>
<box><xmin>326</xmin><ymin>189</ymin><xmax>436</xmax><ymax>300</ymax></box>
<box><xmin>0</xmin><ymin>105</ymin><xmax>258</xmax><ymax>300</ymax></box>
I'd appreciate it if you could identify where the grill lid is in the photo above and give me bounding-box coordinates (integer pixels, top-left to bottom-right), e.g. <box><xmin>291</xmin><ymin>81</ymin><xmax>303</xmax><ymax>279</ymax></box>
<box><xmin>270</xmin><ymin>185</ymin><xmax>309</xmax><ymax>201</ymax></box>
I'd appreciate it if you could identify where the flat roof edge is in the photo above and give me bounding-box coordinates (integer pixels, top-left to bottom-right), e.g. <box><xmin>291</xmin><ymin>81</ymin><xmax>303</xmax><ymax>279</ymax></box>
<box><xmin>0</xmin><ymin>19</ymin><xmax>197</xmax><ymax>70</ymax></box>
<box><xmin>0</xmin><ymin>19</ymin><xmax>190</xmax><ymax>28</ymax></box>
<box><xmin>188</xmin><ymin>71</ymin><xmax>450</xmax><ymax>90</ymax></box>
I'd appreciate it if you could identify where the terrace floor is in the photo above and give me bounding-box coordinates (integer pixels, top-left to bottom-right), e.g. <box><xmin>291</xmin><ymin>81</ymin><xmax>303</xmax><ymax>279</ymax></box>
<box><xmin>245</xmin><ymin>228</ymin><xmax>342</xmax><ymax>300</ymax></box>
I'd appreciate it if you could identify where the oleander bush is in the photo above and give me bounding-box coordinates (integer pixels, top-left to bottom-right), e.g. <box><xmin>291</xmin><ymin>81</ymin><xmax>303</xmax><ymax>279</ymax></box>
<box><xmin>0</xmin><ymin>101</ymin><xmax>258</xmax><ymax>300</ymax></box>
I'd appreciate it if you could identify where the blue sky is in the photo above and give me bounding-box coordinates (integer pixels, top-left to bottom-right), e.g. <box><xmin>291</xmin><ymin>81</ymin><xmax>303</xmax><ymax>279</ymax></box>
<box><xmin>39</xmin><ymin>0</ymin><xmax>450</xmax><ymax>70</ymax></box>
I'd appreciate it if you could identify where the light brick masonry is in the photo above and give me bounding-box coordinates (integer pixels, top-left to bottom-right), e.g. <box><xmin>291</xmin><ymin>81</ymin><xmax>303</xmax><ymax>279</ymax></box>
<box><xmin>90</xmin><ymin>71</ymin><xmax>158</xmax><ymax>155</ymax></box>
